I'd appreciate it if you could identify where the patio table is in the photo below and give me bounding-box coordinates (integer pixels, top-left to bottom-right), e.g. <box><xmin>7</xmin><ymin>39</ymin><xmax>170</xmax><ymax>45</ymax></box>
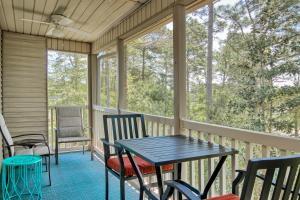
<box><xmin>116</xmin><ymin>135</ymin><xmax>238</xmax><ymax>200</ymax></box>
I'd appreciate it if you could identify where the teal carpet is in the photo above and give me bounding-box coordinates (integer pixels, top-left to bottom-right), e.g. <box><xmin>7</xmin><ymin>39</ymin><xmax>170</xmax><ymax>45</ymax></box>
<box><xmin>41</xmin><ymin>152</ymin><xmax>139</xmax><ymax>200</ymax></box>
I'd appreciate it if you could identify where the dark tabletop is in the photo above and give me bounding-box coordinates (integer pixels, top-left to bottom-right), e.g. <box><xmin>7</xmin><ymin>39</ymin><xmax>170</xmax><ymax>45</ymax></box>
<box><xmin>116</xmin><ymin>135</ymin><xmax>238</xmax><ymax>166</ymax></box>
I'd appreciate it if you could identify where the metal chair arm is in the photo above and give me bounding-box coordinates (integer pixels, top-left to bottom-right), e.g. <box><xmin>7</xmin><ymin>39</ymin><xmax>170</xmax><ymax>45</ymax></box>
<box><xmin>100</xmin><ymin>138</ymin><xmax>123</xmax><ymax>156</ymax></box>
<box><xmin>162</xmin><ymin>180</ymin><xmax>200</xmax><ymax>200</ymax></box>
<box><xmin>12</xmin><ymin>134</ymin><xmax>47</xmax><ymax>141</ymax></box>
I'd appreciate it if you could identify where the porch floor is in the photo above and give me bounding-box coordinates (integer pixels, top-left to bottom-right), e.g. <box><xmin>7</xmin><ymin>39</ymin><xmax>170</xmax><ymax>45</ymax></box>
<box><xmin>42</xmin><ymin>152</ymin><xmax>139</xmax><ymax>200</ymax></box>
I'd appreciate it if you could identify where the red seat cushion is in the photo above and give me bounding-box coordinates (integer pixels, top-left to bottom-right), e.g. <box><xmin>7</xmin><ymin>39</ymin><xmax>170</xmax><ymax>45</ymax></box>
<box><xmin>206</xmin><ymin>194</ymin><xmax>240</xmax><ymax>200</ymax></box>
<box><xmin>107</xmin><ymin>155</ymin><xmax>173</xmax><ymax>177</ymax></box>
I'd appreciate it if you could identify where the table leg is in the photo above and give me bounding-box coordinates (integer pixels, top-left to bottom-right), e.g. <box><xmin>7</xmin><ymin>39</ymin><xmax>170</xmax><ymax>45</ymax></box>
<box><xmin>201</xmin><ymin>156</ymin><xmax>227</xmax><ymax>199</ymax></box>
<box><xmin>126</xmin><ymin>151</ymin><xmax>144</xmax><ymax>188</ymax></box>
<box><xmin>155</xmin><ymin>166</ymin><xmax>163</xmax><ymax>199</ymax></box>
<box><xmin>177</xmin><ymin>163</ymin><xmax>182</xmax><ymax>200</ymax></box>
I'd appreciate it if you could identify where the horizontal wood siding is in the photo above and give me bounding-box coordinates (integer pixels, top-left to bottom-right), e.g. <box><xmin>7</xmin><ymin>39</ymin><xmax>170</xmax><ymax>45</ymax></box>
<box><xmin>46</xmin><ymin>38</ymin><xmax>91</xmax><ymax>54</ymax></box>
<box><xmin>2</xmin><ymin>32</ymin><xmax>48</xmax><ymax>138</ymax></box>
<box><xmin>92</xmin><ymin>0</ymin><xmax>176</xmax><ymax>53</ymax></box>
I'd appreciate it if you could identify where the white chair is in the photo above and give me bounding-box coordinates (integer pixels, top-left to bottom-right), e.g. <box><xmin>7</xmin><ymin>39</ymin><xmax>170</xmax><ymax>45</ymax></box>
<box><xmin>0</xmin><ymin>113</ymin><xmax>52</xmax><ymax>185</ymax></box>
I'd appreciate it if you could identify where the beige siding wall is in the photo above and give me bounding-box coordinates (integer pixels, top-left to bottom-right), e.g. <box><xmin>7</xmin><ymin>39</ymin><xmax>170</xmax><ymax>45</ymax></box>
<box><xmin>47</xmin><ymin>38</ymin><xmax>91</xmax><ymax>54</ymax></box>
<box><xmin>2</xmin><ymin>32</ymin><xmax>48</xmax><ymax>138</ymax></box>
<box><xmin>0</xmin><ymin>30</ymin><xmax>2</xmax><ymax>168</ymax></box>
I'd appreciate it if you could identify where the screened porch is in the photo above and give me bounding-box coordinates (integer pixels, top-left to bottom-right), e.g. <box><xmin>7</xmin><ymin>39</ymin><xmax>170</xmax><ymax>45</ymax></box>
<box><xmin>0</xmin><ymin>0</ymin><xmax>299</xmax><ymax>200</ymax></box>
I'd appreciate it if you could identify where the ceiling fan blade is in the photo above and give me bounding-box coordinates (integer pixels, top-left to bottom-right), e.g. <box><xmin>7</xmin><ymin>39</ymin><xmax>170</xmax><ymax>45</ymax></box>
<box><xmin>64</xmin><ymin>27</ymin><xmax>90</xmax><ymax>36</ymax></box>
<box><xmin>46</xmin><ymin>26</ymin><xmax>55</xmax><ymax>36</ymax></box>
<box><xmin>19</xmin><ymin>18</ymin><xmax>52</xmax><ymax>25</ymax></box>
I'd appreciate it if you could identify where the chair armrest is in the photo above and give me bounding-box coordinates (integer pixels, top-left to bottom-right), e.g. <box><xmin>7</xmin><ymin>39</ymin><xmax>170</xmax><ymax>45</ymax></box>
<box><xmin>232</xmin><ymin>170</ymin><xmax>246</xmax><ymax>194</ymax></box>
<box><xmin>162</xmin><ymin>180</ymin><xmax>200</xmax><ymax>200</ymax></box>
<box><xmin>100</xmin><ymin>138</ymin><xmax>123</xmax><ymax>156</ymax></box>
<box><xmin>12</xmin><ymin>133</ymin><xmax>47</xmax><ymax>141</ymax></box>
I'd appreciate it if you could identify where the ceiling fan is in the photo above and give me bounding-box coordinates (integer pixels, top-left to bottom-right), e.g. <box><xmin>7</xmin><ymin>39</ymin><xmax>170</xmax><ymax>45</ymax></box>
<box><xmin>18</xmin><ymin>7</ymin><xmax>89</xmax><ymax>38</ymax></box>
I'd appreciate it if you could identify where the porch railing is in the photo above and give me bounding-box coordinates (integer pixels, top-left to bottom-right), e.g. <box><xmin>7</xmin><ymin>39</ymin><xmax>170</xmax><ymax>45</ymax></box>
<box><xmin>92</xmin><ymin>105</ymin><xmax>300</xmax><ymax>196</ymax></box>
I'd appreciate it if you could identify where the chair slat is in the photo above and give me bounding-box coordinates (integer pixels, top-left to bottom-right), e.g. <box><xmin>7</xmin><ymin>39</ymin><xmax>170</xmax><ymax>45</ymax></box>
<box><xmin>291</xmin><ymin>168</ymin><xmax>300</xmax><ymax>200</ymax></box>
<box><xmin>140</xmin><ymin>116</ymin><xmax>146</xmax><ymax>137</ymax></box>
<box><xmin>133</xmin><ymin>117</ymin><xmax>139</xmax><ymax>138</ymax></box>
<box><xmin>128</xmin><ymin>117</ymin><xmax>134</xmax><ymax>138</ymax></box>
<box><xmin>122</xmin><ymin>118</ymin><xmax>128</xmax><ymax>139</ymax></box>
<box><xmin>272</xmin><ymin>166</ymin><xmax>288</xmax><ymax>200</ymax></box>
<box><xmin>111</xmin><ymin>118</ymin><xmax>117</xmax><ymax>141</ymax></box>
<box><xmin>282</xmin><ymin>166</ymin><xmax>297</xmax><ymax>200</ymax></box>
<box><xmin>260</xmin><ymin>168</ymin><xmax>275</xmax><ymax>200</ymax></box>
<box><xmin>117</xmin><ymin>117</ymin><xmax>122</xmax><ymax>140</ymax></box>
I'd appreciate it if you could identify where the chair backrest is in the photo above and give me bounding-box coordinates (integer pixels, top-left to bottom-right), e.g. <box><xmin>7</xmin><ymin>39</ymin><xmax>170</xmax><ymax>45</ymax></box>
<box><xmin>103</xmin><ymin>114</ymin><xmax>146</xmax><ymax>155</ymax></box>
<box><xmin>56</xmin><ymin>106</ymin><xmax>84</xmax><ymax>138</ymax></box>
<box><xmin>241</xmin><ymin>155</ymin><xmax>300</xmax><ymax>200</ymax></box>
<box><xmin>0</xmin><ymin>113</ymin><xmax>14</xmax><ymax>156</ymax></box>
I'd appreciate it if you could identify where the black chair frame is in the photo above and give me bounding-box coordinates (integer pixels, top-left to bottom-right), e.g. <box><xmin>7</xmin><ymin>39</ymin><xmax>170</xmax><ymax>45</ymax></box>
<box><xmin>102</xmin><ymin>114</ymin><xmax>174</xmax><ymax>200</ymax></box>
<box><xmin>0</xmin><ymin>129</ymin><xmax>52</xmax><ymax>186</ymax></box>
<box><xmin>162</xmin><ymin>155</ymin><xmax>300</xmax><ymax>200</ymax></box>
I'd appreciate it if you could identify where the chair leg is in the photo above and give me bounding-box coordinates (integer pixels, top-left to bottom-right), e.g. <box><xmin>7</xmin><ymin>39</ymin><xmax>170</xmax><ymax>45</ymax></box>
<box><xmin>48</xmin><ymin>155</ymin><xmax>51</xmax><ymax>186</ymax></box>
<box><xmin>55</xmin><ymin>142</ymin><xmax>59</xmax><ymax>165</ymax></box>
<box><xmin>105</xmin><ymin>168</ymin><xmax>109</xmax><ymax>200</ymax></box>
<box><xmin>139</xmin><ymin>187</ymin><xmax>143</xmax><ymax>200</ymax></box>
<box><xmin>45</xmin><ymin>157</ymin><xmax>48</xmax><ymax>172</ymax></box>
<box><xmin>82</xmin><ymin>142</ymin><xmax>85</xmax><ymax>154</ymax></box>
<box><xmin>120</xmin><ymin>175</ymin><xmax>125</xmax><ymax>200</ymax></box>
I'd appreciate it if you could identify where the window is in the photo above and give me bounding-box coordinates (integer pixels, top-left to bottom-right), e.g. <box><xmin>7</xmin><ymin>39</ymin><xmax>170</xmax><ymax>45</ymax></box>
<box><xmin>98</xmin><ymin>49</ymin><xmax>117</xmax><ymax>108</ymax></box>
<box><xmin>186</xmin><ymin>0</ymin><xmax>299</xmax><ymax>136</ymax></box>
<box><xmin>126</xmin><ymin>22</ymin><xmax>174</xmax><ymax>117</ymax></box>
<box><xmin>48</xmin><ymin>51</ymin><xmax>88</xmax><ymax>106</ymax></box>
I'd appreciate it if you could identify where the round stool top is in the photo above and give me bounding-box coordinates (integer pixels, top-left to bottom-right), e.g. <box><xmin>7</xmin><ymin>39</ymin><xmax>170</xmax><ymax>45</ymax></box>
<box><xmin>3</xmin><ymin>155</ymin><xmax>42</xmax><ymax>166</ymax></box>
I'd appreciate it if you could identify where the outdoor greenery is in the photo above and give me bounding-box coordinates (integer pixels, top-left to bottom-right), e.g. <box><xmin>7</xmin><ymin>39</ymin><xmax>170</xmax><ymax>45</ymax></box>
<box><xmin>48</xmin><ymin>51</ymin><xmax>88</xmax><ymax>106</ymax></box>
<box><xmin>125</xmin><ymin>0</ymin><xmax>299</xmax><ymax>136</ymax></box>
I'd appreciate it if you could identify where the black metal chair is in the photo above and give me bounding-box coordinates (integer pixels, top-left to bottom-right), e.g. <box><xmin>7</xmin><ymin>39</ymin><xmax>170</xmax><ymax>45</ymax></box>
<box><xmin>0</xmin><ymin>113</ymin><xmax>52</xmax><ymax>186</ymax></box>
<box><xmin>162</xmin><ymin>154</ymin><xmax>300</xmax><ymax>200</ymax></box>
<box><xmin>101</xmin><ymin>114</ymin><xmax>174</xmax><ymax>200</ymax></box>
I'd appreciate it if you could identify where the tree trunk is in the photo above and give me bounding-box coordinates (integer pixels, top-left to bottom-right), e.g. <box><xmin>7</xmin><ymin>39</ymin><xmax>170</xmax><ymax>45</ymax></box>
<box><xmin>142</xmin><ymin>47</ymin><xmax>146</xmax><ymax>80</ymax></box>
<box><xmin>206</xmin><ymin>1</ymin><xmax>214</xmax><ymax>122</ymax></box>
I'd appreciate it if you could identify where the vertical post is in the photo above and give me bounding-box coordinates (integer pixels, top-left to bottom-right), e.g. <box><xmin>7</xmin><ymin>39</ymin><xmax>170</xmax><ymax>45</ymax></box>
<box><xmin>88</xmin><ymin>53</ymin><xmax>97</xmax><ymax>160</ymax></box>
<box><xmin>117</xmin><ymin>39</ymin><xmax>127</xmax><ymax>113</ymax></box>
<box><xmin>206</xmin><ymin>1</ymin><xmax>214</xmax><ymax>121</ymax></box>
<box><xmin>173</xmin><ymin>2</ymin><xmax>187</xmax><ymax>185</ymax></box>
<box><xmin>173</xmin><ymin>3</ymin><xmax>186</xmax><ymax>134</ymax></box>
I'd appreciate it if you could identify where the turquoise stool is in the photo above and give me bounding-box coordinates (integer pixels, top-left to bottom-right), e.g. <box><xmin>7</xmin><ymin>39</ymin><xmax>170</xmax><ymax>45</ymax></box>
<box><xmin>2</xmin><ymin>155</ymin><xmax>42</xmax><ymax>200</ymax></box>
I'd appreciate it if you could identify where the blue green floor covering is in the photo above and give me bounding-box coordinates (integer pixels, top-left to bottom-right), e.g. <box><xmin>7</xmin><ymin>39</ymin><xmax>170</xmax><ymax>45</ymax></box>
<box><xmin>41</xmin><ymin>152</ymin><xmax>139</xmax><ymax>200</ymax></box>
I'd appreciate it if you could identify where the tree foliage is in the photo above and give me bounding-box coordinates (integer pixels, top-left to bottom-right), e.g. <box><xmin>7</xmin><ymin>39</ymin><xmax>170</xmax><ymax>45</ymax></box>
<box><xmin>48</xmin><ymin>51</ymin><xmax>88</xmax><ymax>106</ymax></box>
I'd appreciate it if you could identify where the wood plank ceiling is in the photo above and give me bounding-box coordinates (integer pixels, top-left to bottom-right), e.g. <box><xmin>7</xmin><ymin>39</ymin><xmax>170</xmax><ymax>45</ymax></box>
<box><xmin>0</xmin><ymin>0</ymin><xmax>147</xmax><ymax>42</ymax></box>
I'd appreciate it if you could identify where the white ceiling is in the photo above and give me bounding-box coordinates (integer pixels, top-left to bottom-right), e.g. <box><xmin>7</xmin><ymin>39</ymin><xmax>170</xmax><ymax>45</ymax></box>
<box><xmin>0</xmin><ymin>0</ymin><xmax>147</xmax><ymax>42</ymax></box>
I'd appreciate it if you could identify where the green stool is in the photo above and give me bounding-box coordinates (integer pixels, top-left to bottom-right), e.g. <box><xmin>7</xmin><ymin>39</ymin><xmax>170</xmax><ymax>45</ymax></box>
<box><xmin>2</xmin><ymin>155</ymin><xmax>42</xmax><ymax>200</ymax></box>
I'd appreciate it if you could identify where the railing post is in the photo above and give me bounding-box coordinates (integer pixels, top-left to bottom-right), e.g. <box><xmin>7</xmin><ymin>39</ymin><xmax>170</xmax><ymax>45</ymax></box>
<box><xmin>117</xmin><ymin>38</ymin><xmax>127</xmax><ymax>113</ymax></box>
<box><xmin>173</xmin><ymin>1</ymin><xmax>187</xmax><ymax>183</ymax></box>
<box><xmin>88</xmin><ymin>53</ymin><xmax>97</xmax><ymax>160</ymax></box>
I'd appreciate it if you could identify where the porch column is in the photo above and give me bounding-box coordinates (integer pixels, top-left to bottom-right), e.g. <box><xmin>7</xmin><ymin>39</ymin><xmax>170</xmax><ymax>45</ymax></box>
<box><xmin>173</xmin><ymin>2</ymin><xmax>187</xmax><ymax>183</ymax></box>
<box><xmin>88</xmin><ymin>53</ymin><xmax>97</xmax><ymax>160</ymax></box>
<box><xmin>117</xmin><ymin>39</ymin><xmax>127</xmax><ymax>112</ymax></box>
<box><xmin>173</xmin><ymin>3</ymin><xmax>186</xmax><ymax>134</ymax></box>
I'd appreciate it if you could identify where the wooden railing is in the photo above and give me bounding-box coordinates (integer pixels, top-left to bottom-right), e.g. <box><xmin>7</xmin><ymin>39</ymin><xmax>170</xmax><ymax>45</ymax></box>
<box><xmin>92</xmin><ymin>105</ymin><xmax>300</xmax><ymax>196</ymax></box>
<box><xmin>48</xmin><ymin>105</ymin><xmax>89</xmax><ymax>152</ymax></box>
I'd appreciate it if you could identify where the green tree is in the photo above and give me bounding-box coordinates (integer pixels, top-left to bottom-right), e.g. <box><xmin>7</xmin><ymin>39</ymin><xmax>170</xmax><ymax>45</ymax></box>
<box><xmin>48</xmin><ymin>51</ymin><xmax>88</xmax><ymax>106</ymax></box>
